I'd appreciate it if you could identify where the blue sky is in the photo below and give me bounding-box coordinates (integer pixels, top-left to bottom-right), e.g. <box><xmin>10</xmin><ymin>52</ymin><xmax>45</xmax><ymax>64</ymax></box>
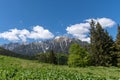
<box><xmin>0</xmin><ymin>0</ymin><xmax>120</xmax><ymax>44</ymax></box>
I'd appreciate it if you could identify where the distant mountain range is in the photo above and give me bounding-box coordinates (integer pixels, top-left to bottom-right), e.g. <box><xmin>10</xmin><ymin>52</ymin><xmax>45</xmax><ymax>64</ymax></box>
<box><xmin>0</xmin><ymin>46</ymin><xmax>31</xmax><ymax>59</ymax></box>
<box><xmin>1</xmin><ymin>36</ymin><xmax>89</xmax><ymax>56</ymax></box>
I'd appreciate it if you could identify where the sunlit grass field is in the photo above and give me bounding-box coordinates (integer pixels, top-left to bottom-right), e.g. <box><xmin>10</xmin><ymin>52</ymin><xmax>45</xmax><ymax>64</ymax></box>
<box><xmin>0</xmin><ymin>55</ymin><xmax>120</xmax><ymax>80</ymax></box>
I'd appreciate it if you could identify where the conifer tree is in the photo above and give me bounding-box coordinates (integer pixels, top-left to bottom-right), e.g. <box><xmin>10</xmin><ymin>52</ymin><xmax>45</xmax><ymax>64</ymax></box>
<box><xmin>90</xmin><ymin>20</ymin><xmax>114</xmax><ymax>66</ymax></box>
<box><xmin>89</xmin><ymin>20</ymin><xmax>97</xmax><ymax>65</ymax></box>
<box><xmin>114</xmin><ymin>25</ymin><xmax>120</xmax><ymax>67</ymax></box>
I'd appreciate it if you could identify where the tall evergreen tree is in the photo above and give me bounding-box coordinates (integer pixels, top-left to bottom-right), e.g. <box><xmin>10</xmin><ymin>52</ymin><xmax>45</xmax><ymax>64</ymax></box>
<box><xmin>89</xmin><ymin>20</ymin><xmax>97</xmax><ymax>65</ymax></box>
<box><xmin>114</xmin><ymin>25</ymin><xmax>120</xmax><ymax>67</ymax></box>
<box><xmin>90</xmin><ymin>20</ymin><xmax>114</xmax><ymax>66</ymax></box>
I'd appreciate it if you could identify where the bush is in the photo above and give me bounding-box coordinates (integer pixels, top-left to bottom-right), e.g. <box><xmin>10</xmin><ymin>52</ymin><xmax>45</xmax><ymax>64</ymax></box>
<box><xmin>36</xmin><ymin>52</ymin><xmax>68</xmax><ymax>65</ymax></box>
<box><xmin>68</xmin><ymin>43</ymin><xmax>90</xmax><ymax>67</ymax></box>
<box><xmin>36</xmin><ymin>52</ymin><xmax>57</xmax><ymax>64</ymax></box>
<box><xmin>36</xmin><ymin>53</ymin><xmax>49</xmax><ymax>63</ymax></box>
<box><xmin>56</xmin><ymin>53</ymin><xmax>68</xmax><ymax>65</ymax></box>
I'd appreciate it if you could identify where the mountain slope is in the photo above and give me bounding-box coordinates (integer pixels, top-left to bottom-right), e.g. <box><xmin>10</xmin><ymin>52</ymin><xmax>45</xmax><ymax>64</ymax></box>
<box><xmin>0</xmin><ymin>46</ymin><xmax>33</xmax><ymax>59</ymax></box>
<box><xmin>1</xmin><ymin>36</ymin><xmax>89</xmax><ymax>55</ymax></box>
<box><xmin>0</xmin><ymin>47</ymin><xmax>18</xmax><ymax>56</ymax></box>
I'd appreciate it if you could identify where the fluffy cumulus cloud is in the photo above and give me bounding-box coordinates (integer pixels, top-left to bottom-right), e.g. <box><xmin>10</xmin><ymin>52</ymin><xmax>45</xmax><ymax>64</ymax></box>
<box><xmin>66</xmin><ymin>17</ymin><xmax>116</xmax><ymax>43</ymax></box>
<box><xmin>85</xmin><ymin>18</ymin><xmax>116</xmax><ymax>28</ymax></box>
<box><xmin>0</xmin><ymin>25</ymin><xmax>54</xmax><ymax>42</ymax></box>
<box><xmin>18</xmin><ymin>29</ymin><xmax>30</xmax><ymax>42</ymax></box>
<box><xmin>66</xmin><ymin>23</ymin><xmax>90</xmax><ymax>42</ymax></box>
<box><xmin>0</xmin><ymin>29</ymin><xmax>20</xmax><ymax>41</ymax></box>
<box><xmin>28</xmin><ymin>26</ymin><xmax>54</xmax><ymax>40</ymax></box>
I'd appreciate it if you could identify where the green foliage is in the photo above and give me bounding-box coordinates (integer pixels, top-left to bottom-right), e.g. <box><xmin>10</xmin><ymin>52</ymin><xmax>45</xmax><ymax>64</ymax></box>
<box><xmin>56</xmin><ymin>53</ymin><xmax>68</xmax><ymax>65</ymax></box>
<box><xmin>36</xmin><ymin>52</ymin><xmax>49</xmax><ymax>63</ymax></box>
<box><xmin>68</xmin><ymin>43</ymin><xmax>90</xmax><ymax>67</ymax></box>
<box><xmin>90</xmin><ymin>21</ymin><xmax>114</xmax><ymax>66</ymax></box>
<box><xmin>36</xmin><ymin>51</ymin><xmax>57</xmax><ymax>64</ymax></box>
<box><xmin>114</xmin><ymin>25</ymin><xmax>120</xmax><ymax>67</ymax></box>
<box><xmin>49</xmin><ymin>50</ymin><xmax>57</xmax><ymax>64</ymax></box>
<box><xmin>36</xmin><ymin>52</ymin><xmax>68</xmax><ymax>65</ymax></box>
<box><xmin>0</xmin><ymin>55</ymin><xmax>120</xmax><ymax>79</ymax></box>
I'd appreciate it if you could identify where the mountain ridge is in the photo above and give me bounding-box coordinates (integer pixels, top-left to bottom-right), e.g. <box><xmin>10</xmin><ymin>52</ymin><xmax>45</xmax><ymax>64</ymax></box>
<box><xmin>1</xmin><ymin>36</ymin><xmax>89</xmax><ymax>56</ymax></box>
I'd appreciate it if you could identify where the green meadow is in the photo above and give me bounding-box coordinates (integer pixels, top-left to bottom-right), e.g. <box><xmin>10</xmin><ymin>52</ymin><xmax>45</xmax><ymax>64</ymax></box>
<box><xmin>0</xmin><ymin>55</ymin><xmax>120</xmax><ymax>80</ymax></box>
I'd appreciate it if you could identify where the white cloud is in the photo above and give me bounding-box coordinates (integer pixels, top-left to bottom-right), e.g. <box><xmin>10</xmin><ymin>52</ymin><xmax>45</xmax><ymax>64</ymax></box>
<box><xmin>85</xmin><ymin>17</ymin><xmax>116</xmax><ymax>28</ymax></box>
<box><xmin>66</xmin><ymin>23</ymin><xmax>90</xmax><ymax>42</ymax></box>
<box><xmin>0</xmin><ymin>28</ymin><xmax>30</xmax><ymax>42</ymax></box>
<box><xmin>28</xmin><ymin>25</ymin><xmax>54</xmax><ymax>40</ymax></box>
<box><xmin>0</xmin><ymin>29</ymin><xmax>20</xmax><ymax>41</ymax></box>
<box><xmin>0</xmin><ymin>25</ymin><xmax>54</xmax><ymax>42</ymax></box>
<box><xmin>0</xmin><ymin>18</ymin><xmax>116</xmax><ymax>43</ymax></box>
<box><xmin>18</xmin><ymin>29</ymin><xmax>30</xmax><ymax>42</ymax></box>
<box><xmin>66</xmin><ymin>17</ymin><xmax>116</xmax><ymax>43</ymax></box>
<box><xmin>66</xmin><ymin>23</ymin><xmax>89</xmax><ymax>34</ymax></box>
<box><xmin>97</xmin><ymin>18</ymin><xmax>115</xmax><ymax>28</ymax></box>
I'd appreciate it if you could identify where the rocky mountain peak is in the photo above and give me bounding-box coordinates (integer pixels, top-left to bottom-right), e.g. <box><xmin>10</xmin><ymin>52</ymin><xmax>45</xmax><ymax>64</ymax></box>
<box><xmin>1</xmin><ymin>37</ymin><xmax>89</xmax><ymax>56</ymax></box>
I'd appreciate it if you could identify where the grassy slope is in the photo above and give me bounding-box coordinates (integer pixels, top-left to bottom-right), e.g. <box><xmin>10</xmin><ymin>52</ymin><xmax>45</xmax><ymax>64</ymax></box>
<box><xmin>0</xmin><ymin>55</ymin><xmax>120</xmax><ymax>80</ymax></box>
